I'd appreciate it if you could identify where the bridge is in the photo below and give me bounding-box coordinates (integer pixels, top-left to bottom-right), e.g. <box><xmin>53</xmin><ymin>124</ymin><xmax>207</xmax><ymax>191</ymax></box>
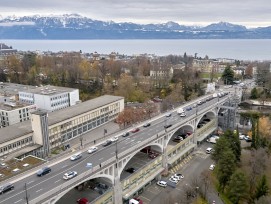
<box><xmin>0</xmin><ymin>93</ymin><xmax>233</xmax><ymax>204</ymax></box>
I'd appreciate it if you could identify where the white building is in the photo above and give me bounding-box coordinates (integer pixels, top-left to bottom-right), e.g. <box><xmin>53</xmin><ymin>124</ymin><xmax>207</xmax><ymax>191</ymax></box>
<box><xmin>19</xmin><ymin>85</ymin><xmax>80</xmax><ymax>112</ymax></box>
<box><xmin>0</xmin><ymin>102</ymin><xmax>36</xmax><ymax>128</ymax></box>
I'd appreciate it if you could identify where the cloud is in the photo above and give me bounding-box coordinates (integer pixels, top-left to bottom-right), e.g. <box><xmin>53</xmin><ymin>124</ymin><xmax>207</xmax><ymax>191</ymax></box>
<box><xmin>0</xmin><ymin>22</ymin><xmax>35</xmax><ymax>27</ymax></box>
<box><xmin>1</xmin><ymin>0</ymin><xmax>271</xmax><ymax>27</ymax></box>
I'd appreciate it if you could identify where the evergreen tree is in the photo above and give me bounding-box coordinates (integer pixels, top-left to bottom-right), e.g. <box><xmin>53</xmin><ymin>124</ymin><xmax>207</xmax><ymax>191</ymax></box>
<box><xmin>212</xmin><ymin>136</ymin><xmax>231</xmax><ymax>162</ymax></box>
<box><xmin>217</xmin><ymin>150</ymin><xmax>236</xmax><ymax>191</ymax></box>
<box><xmin>255</xmin><ymin>175</ymin><xmax>269</xmax><ymax>200</ymax></box>
<box><xmin>228</xmin><ymin>171</ymin><xmax>248</xmax><ymax>204</ymax></box>
<box><xmin>250</xmin><ymin>87</ymin><xmax>259</xmax><ymax>99</ymax></box>
<box><xmin>224</xmin><ymin>130</ymin><xmax>241</xmax><ymax>161</ymax></box>
<box><xmin>222</xmin><ymin>65</ymin><xmax>234</xmax><ymax>85</ymax></box>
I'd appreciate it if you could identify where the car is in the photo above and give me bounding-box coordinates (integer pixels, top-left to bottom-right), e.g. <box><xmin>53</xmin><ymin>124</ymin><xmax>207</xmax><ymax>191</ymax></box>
<box><xmin>87</xmin><ymin>146</ymin><xmax>98</xmax><ymax>154</ymax></box>
<box><xmin>172</xmin><ymin>137</ymin><xmax>183</xmax><ymax>143</ymax></box>
<box><xmin>180</xmin><ymin>112</ymin><xmax>186</xmax><ymax>117</ymax></box>
<box><xmin>186</xmin><ymin>107</ymin><xmax>192</xmax><ymax>111</ymax></box>
<box><xmin>131</xmin><ymin>128</ymin><xmax>140</xmax><ymax>133</ymax></box>
<box><xmin>206</xmin><ymin>147</ymin><xmax>213</xmax><ymax>154</ymax></box>
<box><xmin>0</xmin><ymin>183</ymin><xmax>14</xmax><ymax>194</ymax></box>
<box><xmin>77</xmin><ymin>198</ymin><xmax>89</xmax><ymax>204</ymax></box>
<box><xmin>239</xmin><ymin>135</ymin><xmax>246</xmax><ymax>140</ymax></box>
<box><xmin>175</xmin><ymin>173</ymin><xmax>184</xmax><ymax>179</ymax></box>
<box><xmin>149</xmin><ymin>153</ymin><xmax>158</xmax><ymax>159</ymax></box>
<box><xmin>193</xmin><ymin>104</ymin><xmax>197</xmax><ymax>108</ymax></box>
<box><xmin>143</xmin><ymin>122</ymin><xmax>151</xmax><ymax>127</ymax></box>
<box><xmin>165</xmin><ymin>112</ymin><xmax>172</xmax><ymax>117</ymax></box>
<box><xmin>122</xmin><ymin>132</ymin><xmax>130</xmax><ymax>137</ymax></box>
<box><xmin>157</xmin><ymin>180</ymin><xmax>167</xmax><ymax>187</ymax></box>
<box><xmin>102</xmin><ymin>140</ymin><xmax>112</xmax><ymax>147</ymax></box>
<box><xmin>209</xmin><ymin>164</ymin><xmax>215</xmax><ymax>171</ymax></box>
<box><xmin>170</xmin><ymin>175</ymin><xmax>180</xmax><ymax>181</ymax></box>
<box><xmin>203</xmin><ymin>118</ymin><xmax>211</xmax><ymax>122</ymax></box>
<box><xmin>125</xmin><ymin>167</ymin><xmax>136</xmax><ymax>173</ymax></box>
<box><xmin>63</xmin><ymin>171</ymin><xmax>77</xmax><ymax>180</ymax></box>
<box><xmin>169</xmin><ymin>177</ymin><xmax>179</xmax><ymax>184</ymax></box>
<box><xmin>186</xmin><ymin>131</ymin><xmax>193</xmax><ymax>135</ymax></box>
<box><xmin>37</xmin><ymin>167</ymin><xmax>51</xmax><ymax>176</ymax></box>
<box><xmin>245</xmin><ymin>136</ymin><xmax>252</xmax><ymax>142</ymax></box>
<box><xmin>110</xmin><ymin>136</ymin><xmax>118</xmax><ymax>142</ymax></box>
<box><xmin>197</xmin><ymin>101</ymin><xmax>202</xmax><ymax>105</ymax></box>
<box><xmin>197</xmin><ymin>124</ymin><xmax>204</xmax><ymax>128</ymax></box>
<box><xmin>164</xmin><ymin>124</ymin><xmax>172</xmax><ymax>129</ymax></box>
<box><xmin>70</xmin><ymin>152</ymin><xmax>82</xmax><ymax>161</ymax></box>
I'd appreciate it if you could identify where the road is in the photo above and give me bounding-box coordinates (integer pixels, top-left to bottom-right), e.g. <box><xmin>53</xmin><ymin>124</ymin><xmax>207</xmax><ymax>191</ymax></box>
<box><xmin>0</xmin><ymin>93</ymin><xmax>229</xmax><ymax>204</ymax></box>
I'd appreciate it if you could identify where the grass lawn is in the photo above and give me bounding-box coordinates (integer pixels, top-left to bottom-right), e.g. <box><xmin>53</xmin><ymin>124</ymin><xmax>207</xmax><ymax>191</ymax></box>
<box><xmin>200</xmin><ymin>72</ymin><xmax>222</xmax><ymax>79</ymax></box>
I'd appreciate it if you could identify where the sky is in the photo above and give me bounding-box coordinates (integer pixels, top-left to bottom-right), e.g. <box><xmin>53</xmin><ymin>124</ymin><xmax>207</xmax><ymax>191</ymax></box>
<box><xmin>1</xmin><ymin>0</ymin><xmax>271</xmax><ymax>28</ymax></box>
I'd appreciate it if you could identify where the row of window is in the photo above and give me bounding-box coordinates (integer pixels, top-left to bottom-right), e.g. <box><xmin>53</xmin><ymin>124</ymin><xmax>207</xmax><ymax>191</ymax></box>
<box><xmin>0</xmin><ymin>137</ymin><xmax>33</xmax><ymax>154</ymax></box>
<box><xmin>50</xmin><ymin>94</ymin><xmax>69</xmax><ymax>101</ymax></box>
<box><xmin>51</xmin><ymin>101</ymin><xmax>69</xmax><ymax>107</ymax></box>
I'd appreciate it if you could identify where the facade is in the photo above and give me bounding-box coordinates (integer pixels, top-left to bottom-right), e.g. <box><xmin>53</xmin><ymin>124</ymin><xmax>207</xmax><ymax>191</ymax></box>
<box><xmin>0</xmin><ymin>102</ymin><xmax>36</xmax><ymax>128</ymax></box>
<box><xmin>19</xmin><ymin>85</ymin><xmax>80</xmax><ymax>112</ymax></box>
<box><xmin>0</xmin><ymin>95</ymin><xmax>124</xmax><ymax>158</ymax></box>
<box><xmin>193</xmin><ymin>59</ymin><xmax>219</xmax><ymax>72</ymax></box>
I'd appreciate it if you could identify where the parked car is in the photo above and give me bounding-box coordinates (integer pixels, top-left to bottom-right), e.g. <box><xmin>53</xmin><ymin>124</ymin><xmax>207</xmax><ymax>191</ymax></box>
<box><xmin>131</xmin><ymin>128</ymin><xmax>140</xmax><ymax>133</ymax></box>
<box><xmin>122</xmin><ymin>132</ymin><xmax>130</xmax><ymax>137</ymax></box>
<box><xmin>77</xmin><ymin>198</ymin><xmax>89</xmax><ymax>204</ymax></box>
<box><xmin>110</xmin><ymin>136</ymin><xmax>118</xmax><ymax>142</ymax></box>
<box><xmin>63</xmin><ymin>171</ymin><xmax>77</xmax><ymax>180</ymax></box>
<box><xmin>157</xmin><ymin>180</ymin><xmax>167</xmax><ymax>187</ymax></box>
<box><xmin>125</xmin><ymin>167</ymin><xmax>136</xmax><ymax>173</ymax></box>
<box><xmin>102</xmin><ymin>140</ymin><xmax>112</xmax><ymax>147</ymax></box>
<box><xmin>170</xmin><ymin>175</ymin><xmax>180</xmax><ymax>181</ymax></box>
<box><xmin>169</xmin><ymin>177</ymin><xmax>179</xmax><ymax>184</ymax></box>
<box><xmin>174</xmin><ymin>173</ymin><xmax>184</xmax><ymax>179</ymax></box>
<box><xmin>143</xmin><ymin>122</ymin><xmax>151</xmax><ymax>127</ymax></box>
<box><xmin>70</xmin><ymin>152</ymin><xmax>82</xmax><ymax>161</ymax></box>
<box><xmin>209</xmin><ymin>164</ymin><xmax>215</xmax><ymax>171</ymax></box>
<box><xmin>88</xmin><ymin>146</ymin><xmax>98</xmax><ymax>154</ymax></box>
<box><xmin>37</xmin><ymin>167</ymin><xmax>51</xmax><ymax>176</ymax></box>
<box><xmin>245</xmin><ymin>136</ymin><xmax>252</xmax><ymax>142</ymax></box>
<box><xmin>172</xmin><ymin>137</ymin><xmax>183</xmax><ymax>143</ymax></box>
<box><xmin>164</xmin><ymin>124</ymin><xmax>172</xmax><ymax>129</ymax></box>
<box><xmin>239</xmin><ymin>134</ymin><xmax>246</xmax><ymax>140</ymax></box>
<box><xmin>0</xmin><ymin>183</ymin><xmax>14</xmax><ymax>194</ymax></box>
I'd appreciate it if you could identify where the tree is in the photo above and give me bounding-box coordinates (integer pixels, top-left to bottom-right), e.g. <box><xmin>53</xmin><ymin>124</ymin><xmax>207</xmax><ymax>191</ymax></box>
<box><xmin>250</xmin><ymin>87</ymin><xmax>259</xmax><ymax>99</ymax></box>
<box><xmin>222</xmin><ymin>65</ymin><xmax>234</xmax><ymax>85</ymax></box>
<box><xmin>227</xmin><ymin>171</ymin><xmax>248</xmax><ymax>204</ymax></box>
<box><xmin>212</xmin><ymin>136</ymin><xmax>231</xmax><ymax>162</ymax></box>
<box><xmin>224</xmin><ymin>130</ymin><xmax>241</xmax><ymax>161</ymax></box>
<box><xmin>255</xmin><ymin>175</ymin><xmax>269</xmax><ymax>200</ymax></box>
<box><xmin>217</xmin><ymin>150</ymin><xmax>236</xmax><ymax>191</ymax></box>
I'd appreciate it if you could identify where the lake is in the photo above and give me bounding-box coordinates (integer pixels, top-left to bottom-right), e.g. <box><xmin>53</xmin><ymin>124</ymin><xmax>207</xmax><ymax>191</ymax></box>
<box><xmin>2</xmin><ymin>39</ymin><xmax>271</xmax><ymax>61</ymax></box>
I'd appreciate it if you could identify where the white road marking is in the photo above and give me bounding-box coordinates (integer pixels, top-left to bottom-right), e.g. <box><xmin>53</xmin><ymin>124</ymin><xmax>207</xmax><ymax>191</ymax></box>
<box><xmin>27</xmin><ymin>180</ymin><xmax>34</xmax><ymax>184</ymax></box>
<box><xmin>99</xmin><ymin>157</ymin><xmax>104</xmax><ymax>160</ymax></box>
<box><xmin>36</xmin><ymin>189</ymin><xmax>43</xmax><ymax>193</ymax></box>
<box><xmin>62</xmin><ymin>165</ymin><xmax>68</xmax><ymax>168</ymax></box>
<box><xmin>54</xmin><ymin>179</ymin><xmax>61</xmax><ymax>183</ymax></box>
<box><xmin>14</xmin><ymin>199</ymin><xmax>22</xmax><ymax>204</ymax></box>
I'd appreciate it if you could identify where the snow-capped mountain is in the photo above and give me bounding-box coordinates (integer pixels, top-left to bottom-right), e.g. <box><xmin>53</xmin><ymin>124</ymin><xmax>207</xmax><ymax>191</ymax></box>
<box><xmin>0</xmin><ymin>14</ymin><xmax>270</xmax><ymax>39</ymax></box>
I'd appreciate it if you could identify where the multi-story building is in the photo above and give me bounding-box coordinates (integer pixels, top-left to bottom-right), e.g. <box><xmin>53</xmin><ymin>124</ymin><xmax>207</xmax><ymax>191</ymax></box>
<box><xmin>0</xmin><ymin>102</ymin><xmax>36</xmax><ymax>128</ymax></box>
<box><xmin>0</xmin><ymin>95</ymin><xmax>124</xmax><ymax>158</ymax></box>
<box><xmin>19</xmin><ymin>85</ymin><xmax>80</xmax><ymax>112</ymax></box>
<box><xmin>193</xmin><ymin>59</ymin><xmax>219</xmax><ymax>72</ymax></box>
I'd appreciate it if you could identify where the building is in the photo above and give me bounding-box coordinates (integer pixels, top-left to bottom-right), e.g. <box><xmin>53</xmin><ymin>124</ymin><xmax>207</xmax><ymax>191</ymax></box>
<box><xmin>0</xmin><ymin>43</ymin><xmax>17</xmax><ymax>60</ymax></box>
<box><xmin>19</xmin><ymin>85</ymin><xmax>80</xmax><ymax>112</ymax></box>
<box><xmin>0</xmin><ymin>95</ymin><xmax>124</xmax><ymax>158</ymax></box>
<box><xmin>0</xmin><ymin>102</ymin><xmax>36</xmax><ymax>128</ymax></box>
<box><xmin>192</xmin><ymin>59</ymin><xmax>219</xmax><ymax>72</ymax></box>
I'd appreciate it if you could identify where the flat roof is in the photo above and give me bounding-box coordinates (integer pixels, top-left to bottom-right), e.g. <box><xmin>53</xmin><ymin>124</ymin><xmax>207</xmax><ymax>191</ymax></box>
<box><xmin>47</xmin><ymin>95</ymin><xmax>124</xmax><ymax>125</ymax></box>
<box><xmin>19</xmin><ymin>85</ymin><xmax>77</xmax><ymax>95</ymax></box>
<box><xmin>0</xmin><ymin>102</ymin><xmax>33</xmax><ymax>111</ymax></box>
<box><xmin>0</xmin><ymin>121</ymin><xmax>32</xmax><ymax>144</ymax></box>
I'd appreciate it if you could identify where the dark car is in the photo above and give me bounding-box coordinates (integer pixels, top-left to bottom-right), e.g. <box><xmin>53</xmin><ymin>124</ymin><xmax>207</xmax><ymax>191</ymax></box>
<box><xmin>0</xmin><ymin>183</ymin><xmax>14</xmax><ymax>194</ymax></box>
<box><xmin>143</xmin><ymin>123</ymin><xmax>151</xmax><ymax>127</ymax></box>
<box><xmin>125</xmin><ymin>167</ymin><xmax>136</xmax><ymax>173</ymax></box>
<box><xmin>203</xmin><ymin>118</ymin><xmax>211</xmax><ymax>122</ymax></box>
<box><xmin>122</xmin><ymin>132</ymin><xmax>130</xmax><ymax>137</ymax></box>
<box><xmin>172</xmin><ymin>138</ymin><xmax>183</xmax><ymax>143</ymax></box>
<box><xmin>131</xmin><ymin>128</ymin><xmax>140</xmax><ymax>133</ymax></box>
<box><xmin>102</xmin><ymin>140</ymin><xmax>112</xmax><ymax>147</ymax></box>
<box><xmin>164</xmin><ymin>124</ymin><xmax>172</xmax><ymax>129</ymax></box>
<box><xmin>37</xmin><ymin>167</ymin><xmax>51</xmax><ymax>177</ymax></box>
<box><xmin>186</xmin><ymin>107</ymin><xmax>192</xmax><ymax>111</ymax></box>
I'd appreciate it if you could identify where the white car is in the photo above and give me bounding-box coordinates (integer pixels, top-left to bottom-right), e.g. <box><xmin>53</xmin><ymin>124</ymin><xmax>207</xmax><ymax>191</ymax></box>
<box><xmin>239</xmin><ymin>135</ymin><xmax>246</xmax><ymax>140</ymax></box>
<box><xmin>169</xmin><ymin>177</ymin><xmax>179</xmax><ymax>184</ymax></box>
<box><xmin>70</xmin><ymin>152</ymin><xmax>82</xmax><ymax>161</ymax></box>
<box><xmin>171</xmin><ymin>175</ymin><xmax>180</xmax><ymax>181</ymax></box>
<box><xmin>63</xmin><ymin>171</ymin><xmax>77</xmax><ymax>180</ymax></box>
<box><xmin>179</xmin><ymin>112</ymin><xmax>186</xmax><ymax>117</ymax></box>
<box><xmin>88</xmin><ymin>146</ymin><xmax>98</xmax><ymax>154</ymax></box>
<box><xmin>174</xmin><ymin>173</ymin><xmax>184</xmax><ymax>179</ymax></box>
<box><xmin>165</xmin><ymin>112</ymin><xmax>172</xmax><ymax>117</ymax></box>
<box><xmin>157</xmin><ymin>180</ymin><xmax>167</xmax><ymax>187</ymax></box>
<box><xmin>110</xmin><ymin>136</ymin><xmax>118</xmax><ymax>142</ymax></box>
<box><xmin>209</xmin><ymin>164</ymin><xmax>215</xmax><ymax>171</ymax></box>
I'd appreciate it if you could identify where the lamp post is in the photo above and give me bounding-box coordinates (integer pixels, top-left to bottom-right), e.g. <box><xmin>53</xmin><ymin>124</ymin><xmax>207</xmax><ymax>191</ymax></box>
<box><xmin>24</xmin><ymin>183</ymin><xmax>29</xmax><ymax>204</ymax></box>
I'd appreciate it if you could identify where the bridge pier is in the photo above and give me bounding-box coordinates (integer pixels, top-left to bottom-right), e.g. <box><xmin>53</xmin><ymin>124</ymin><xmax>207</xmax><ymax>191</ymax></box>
<box><xmin>161</xmin><ymin>147</ymin><xmax>168</xmax><ymax>175</ymax></box>
<box><xmin>113</xmin><ymin>163</ymin><xmax>123</xmax><ymax>204</ymax></box>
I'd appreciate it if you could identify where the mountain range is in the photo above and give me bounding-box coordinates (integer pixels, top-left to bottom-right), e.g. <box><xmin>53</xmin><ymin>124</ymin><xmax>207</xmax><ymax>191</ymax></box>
<box><xmin>0</xmin><ymin>14</ymin><xmax>270</xmax><ymax>39</ymax></box>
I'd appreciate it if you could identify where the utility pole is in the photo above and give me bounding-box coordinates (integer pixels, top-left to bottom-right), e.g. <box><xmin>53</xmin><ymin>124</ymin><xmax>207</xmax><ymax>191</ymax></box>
<box><xmin>24</xmin><ymin>183</ymin><xmax>29</xmax><ymax>204</ymax></box>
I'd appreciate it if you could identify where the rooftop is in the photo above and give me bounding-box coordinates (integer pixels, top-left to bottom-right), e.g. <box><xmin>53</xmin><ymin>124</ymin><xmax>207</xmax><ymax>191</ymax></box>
<box><xmin>20</xmin><ymin>85</ymin><xmax>77</xmax><ymax>95</ymax></box>
<box><xmin>48</xmin><ymin>95</ymin><xmax>124</xmax><ymax>125</ymax></box>
<box><xmin>0</xmin><ymin>102</ymin><xmax>35</xmax><ymax>111</ymax></box>
<box><xmin>0</xmin><ymin>121</ymin><xmax>32</xmax><ymax>144</ymax></box>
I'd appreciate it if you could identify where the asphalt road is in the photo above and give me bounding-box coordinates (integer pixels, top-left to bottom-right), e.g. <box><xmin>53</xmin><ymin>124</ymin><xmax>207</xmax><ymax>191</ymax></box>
<box><xmin>0</xmin><ymin>93</ymin><xmax>229</xmax><ymax>204</ymax></box>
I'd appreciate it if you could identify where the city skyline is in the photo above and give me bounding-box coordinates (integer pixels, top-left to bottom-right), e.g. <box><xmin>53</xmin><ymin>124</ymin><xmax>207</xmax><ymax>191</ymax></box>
<box><xmin>1</xmin><ymin>0</ymin><xmax>271</xmax><ymax>28</ymax></box>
